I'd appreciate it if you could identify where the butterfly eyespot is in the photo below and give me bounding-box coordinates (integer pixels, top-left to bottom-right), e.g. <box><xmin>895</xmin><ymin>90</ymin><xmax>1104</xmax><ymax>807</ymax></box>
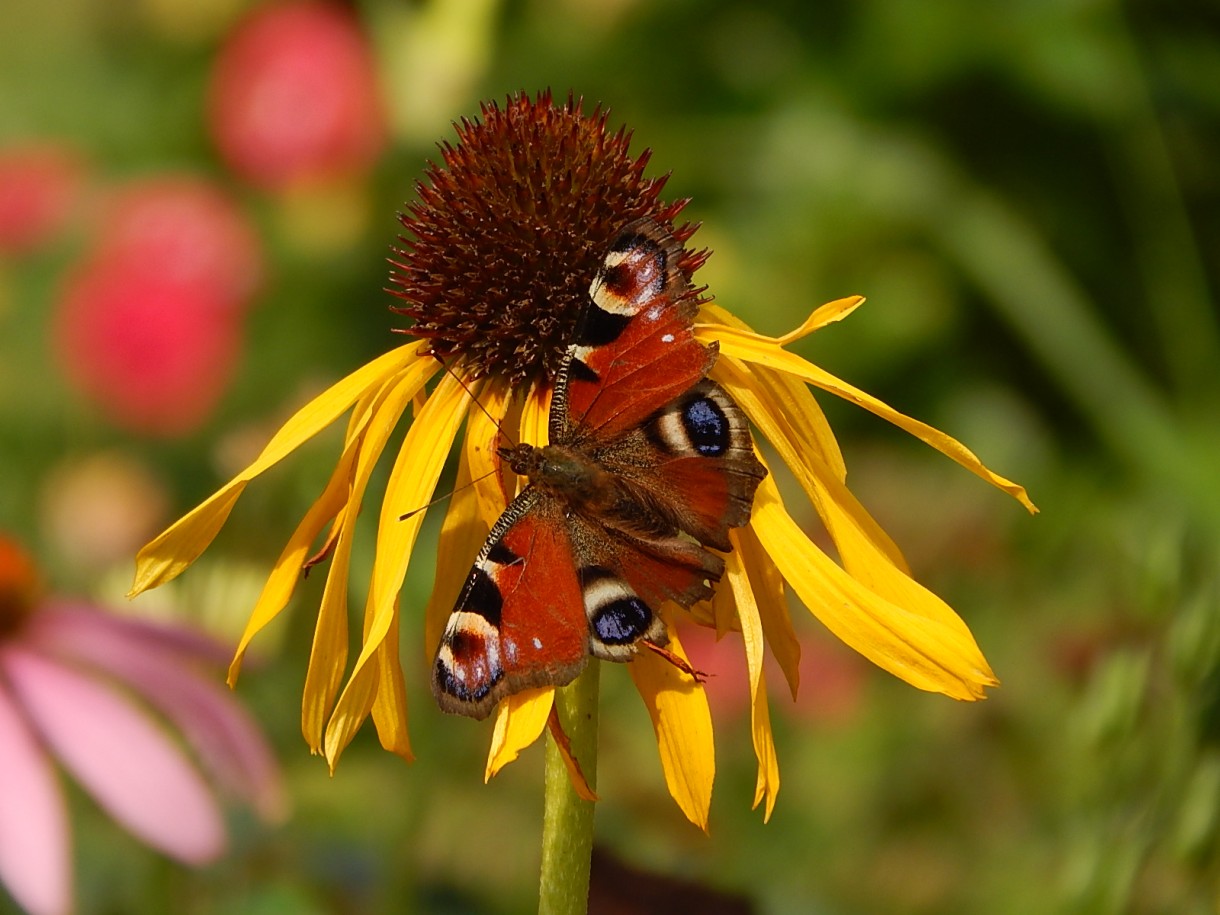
<box><xmin>592</xmin><ymin>597</ymin><xmax>653</xmax><ymax>645</ymax></box>
<box><xmin>579</xmin><ymin>566</ymin><xmax>657</xmax><ymax>647</ymax></box>
<box><xmin>681</xmin><ymin>396</ymin><xmax>730</xmax><ymax>457</ymax></box>
<box><xmin>435</xmin><ymin>624</ymin><xmax>504</xmax><ymax>703</ymax></box>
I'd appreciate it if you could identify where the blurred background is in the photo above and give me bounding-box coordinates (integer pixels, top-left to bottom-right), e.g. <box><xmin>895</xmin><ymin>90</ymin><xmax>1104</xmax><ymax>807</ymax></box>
<box><xmin>2</xmin><ymin>0</ymin><xmax>1218</xmax><ymax>912</ymax></box>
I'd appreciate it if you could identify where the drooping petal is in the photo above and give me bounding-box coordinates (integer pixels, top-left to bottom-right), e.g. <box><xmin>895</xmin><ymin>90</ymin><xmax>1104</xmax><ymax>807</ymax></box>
<box><xmin>734</xmin><ymin>525</ymin><xmax>801</xmax><ymax>701</ymax></box>
<box><xmin>369</xmin><ymin>600</ymin><xmax>413</xmax><ymax>761</ymax></box>
<box><xmin>750</xmin><ymin>475</ymin><xmax>997</xmax><ymax>700</ymax></box>
<box><xmin>129</xmin><ymin>340</ymin><xmax>430</xmax><ymax>597</ymax></box>
<box><xmin>716</xmin><ymin>355</ymin><xmax>910</xmax><ymax>573</ymax></box>
<box><xmin>302</xmin><ymin>365</ymin><xmax>429</xmax><ymax>753</ymax></box>
<box><xmin>1</xmin><ymin>646</ymin><xmax>225</xmax><ymax>863</ymax></box>
<box><xmin>469</xmin><ymin>378</ymin><xmax>515</xmax><ymax>519</ymax></box>
<box><xmin>228</xmin><ymin>381</ymin><xmax>383</xmax><ymax>684</ymax></box>
<box><xmin>749</xmin><ymin>674</ymin><xmax>778</xmax><ymax>820</ymax></box>
<box><xmin>0</xmin><ymin>673</ymin><xmax>70</xmax><ymax>915</ymax></box>
<box><xmin>629</xmin><ymin>627</ymin><xmax>715</xmax><ymax>831</ymax></box>
<box><xmin>725</xmin><ymin>533</ymin><xmax>780</xmax><ymax>821</ymax></box>
<box><xmin>721</xmin><ymin>353</ymin><xmax>998</xmax><ymax>692</ymax></box>
<box><xmin>27</xmin><ymin>608</ymin><xmax>284</xmax><ymax>821</ymax></box>
<box><xmin>705</xmin><ymin>564</ymin><xmax>739</xmax><ymax>637</ymax></box>
<box><xmin>323</xmin><ymin>370</ymin><xmax>471</xmax><ymax>767</ymax></box>
<box><xmin>706</xmin><ymin>314</ymin><xmax>1037</xmax><ymax>513</ymax></box>
<box><xmin>300</xmin><ymin>510</ymin><xmax>353</xmax><ymax>753</ymax></box>
<box><xmin>699</xmin><ymin>302</ymin><xmax>846</xmax><ymax>481</ymax></box>
<box><xmin>772</xmin><ymin>294</ymin><xmax>865</xmax><ymax>343</ymax></box>
<box><xmin>485</xmin><ymin>687</ymin><xmax>553</xmax><ymax>781</ymax></box>
<box><xmin>756</xmin><ymin>409</ymin><xmax>993</xmax><ymax>659</ymax></box>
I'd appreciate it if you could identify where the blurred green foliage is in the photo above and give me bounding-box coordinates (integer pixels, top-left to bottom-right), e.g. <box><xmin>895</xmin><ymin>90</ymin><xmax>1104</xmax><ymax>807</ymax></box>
<box><xmin>2</xmin><ymin>0</ymin><xmax>1219</xmax><ymax>913</ymax></box>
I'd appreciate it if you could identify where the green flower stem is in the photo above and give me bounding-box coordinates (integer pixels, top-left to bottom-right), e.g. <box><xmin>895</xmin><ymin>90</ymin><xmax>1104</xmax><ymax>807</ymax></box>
<box><xmin>538</xmin><ymin>661</ymin><xmax>600</xmax><ymax>915</ymax></box>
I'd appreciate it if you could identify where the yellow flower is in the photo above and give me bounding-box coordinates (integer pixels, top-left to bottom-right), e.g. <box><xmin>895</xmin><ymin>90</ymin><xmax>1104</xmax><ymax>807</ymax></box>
<box><xmin>130</xmin><ymin>92</ymin><xmax>1035</xmax><ymax>830</ymax></box>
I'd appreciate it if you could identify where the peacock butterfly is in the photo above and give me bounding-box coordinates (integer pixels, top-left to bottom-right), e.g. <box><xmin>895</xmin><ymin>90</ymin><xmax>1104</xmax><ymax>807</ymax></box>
<box><xmin>433</xmin><ymin>218</ymin><xmax>767</xmax><ymax>718</ymax></box>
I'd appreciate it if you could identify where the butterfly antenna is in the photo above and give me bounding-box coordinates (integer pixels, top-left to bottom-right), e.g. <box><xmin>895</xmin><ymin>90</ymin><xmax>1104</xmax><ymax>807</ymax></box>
<box><xmin>398</xmin><ymin>466</ymin><xmax>501</xmax><ymax>521</ymax></box>
<box><xmin>435</xmin><ymin>357</ymin><xmax>518</xmax><ymax>448</ymax></box>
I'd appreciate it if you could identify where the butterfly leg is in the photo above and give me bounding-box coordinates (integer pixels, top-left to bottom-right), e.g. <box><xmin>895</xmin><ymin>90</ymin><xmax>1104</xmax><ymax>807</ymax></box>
<box><xmin>642</xmin><ymin>639</ymin><xmax>708</xmax><ymax>683</ymax></box>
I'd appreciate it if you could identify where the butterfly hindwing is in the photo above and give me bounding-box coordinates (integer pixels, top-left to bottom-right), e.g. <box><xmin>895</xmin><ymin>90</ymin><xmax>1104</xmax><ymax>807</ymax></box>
<box><xmin>620</xmin><ymin>378</ymin><xmax>766</xmax><ymax>551</ymax></box>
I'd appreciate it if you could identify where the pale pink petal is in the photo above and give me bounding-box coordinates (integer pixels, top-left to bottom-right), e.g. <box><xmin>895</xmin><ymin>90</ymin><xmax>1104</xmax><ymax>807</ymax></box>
<box><xmin>37</xmin><ymin>602</ymin><xmax>231</xmax><ymax>665</ymax></box>
<box><xmin>29</xmin><ymin>607</ymin><xmax>284</xmax><ymax>820</ymax></box>
<box><xmin>1</xmin><ymin>646</ymin><xmax>225</xmax><ymax>864</ymax></box>
<box><xmin>0</xmin><ymin>669</ymin><xmax>71</xmax><ymax>915</ymax></box>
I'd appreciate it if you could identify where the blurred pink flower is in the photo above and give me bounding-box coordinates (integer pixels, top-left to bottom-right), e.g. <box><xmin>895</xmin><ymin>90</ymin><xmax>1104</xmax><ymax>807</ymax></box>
<box><xmin>207</xmin><ymin>1</ymin><xmax>386</xmax><ymax>190</ymax></box>
<box><xmin>51</xmin><ymin>174</ymin><xmax>262</xmax><ymax>438</ymax></box>
<box><xmin>93</xmin><ymin>176</ymin><xmax>263</xmax><ymax>314</ymax></box>
<box><xmin>0</xmin><ymin>143</ymin><xmax>84</xmax><ymax>256</ymax></box>
<box><xmin>682</xmin><ymin>623</ymin><xmax>867</xmax><ymax>727</ymax></box>
<box><xmin>0</xmin><ymin>535</ymin><xmax>283</xmax><ymax>915</ymax></box>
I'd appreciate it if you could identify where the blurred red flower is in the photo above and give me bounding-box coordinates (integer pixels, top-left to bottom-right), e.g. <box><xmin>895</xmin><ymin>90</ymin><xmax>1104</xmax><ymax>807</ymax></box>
<box><xmin>53</xmin><ymin>260</ymin><xmax>242</xmax><ymax>437</ymax></box>
<box><xmin>93</xmin><ymin>176</ymin><xmax>262</xmax><ymax>313</ymax></box>
<box><xmin>207</xmin><ymin>1</ymin><xmax>386</xmax><ymax>190</ymax></box>
<box><xmin>51</xmin><ymin>174</ymin><xmax>260</xmax><ymax>437</ymax></box>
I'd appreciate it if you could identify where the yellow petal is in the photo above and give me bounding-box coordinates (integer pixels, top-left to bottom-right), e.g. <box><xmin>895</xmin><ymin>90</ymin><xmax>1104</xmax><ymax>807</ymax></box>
<box><xmin>467</xmin><ymin>379</ymin><xmax>514</xmax><ymax>526</ymax></box>
<box><xmin>422</xmin><ymin>377</ymin><xmax>498</xmax><ymax>658</ymax></box>
<box><xmin>485</xmin><ymin>688</ymin><xmax>553</xmax><ymax>781</ymax></box>
<box><xmin>371</xmin><ymin>603</ymin><xmax>414</xmax><ymax>762</ymax></box>
<box><xmin>629</xmin><ymin>627</ymin><xmax>715</xmax><ymax>831</ymax></box>
<box><xmin>700</xmin><ymin>295</ymin><xmax>863</xmax><ymax>347</ymax></box>
<box><xmin>324</xmin><ymin>371</ymin><xmax>471</xmax><ymax>767</ymax></box>
<box><xmin>751</xmin><ymin>475</ymin><xmax>998</xmax><ymax>700</ymax></box>
<box><xmin>700</xmin><ymin>303</ymin><xmax>845</xmax><ymax>480</ymax></box>
<box><xmin>736</xmin><ymin>525</ymin><xmax>801</xmax><ymax>701</ymax></box>
<box><xmin>709</xmin><ymin>321</ymin><xmax>1037</xmax><ymax>513</ymax></box>
<box><xmin>775</xmin><ymin>295</ymin><xmax>866</xmax><ymax>344</ymax></box>
<box><xmin>545</xmin><ymin>712</ymin><xmax>599</xmax><ymax>803</ymax></box>
<box><xmin>301</xmin><ymin>531</ymin><xmax>351</xmax><ymax>754</ymax></box>
<box><xmin>302</xmin><ymin>368</ymin><xmax>425</xmax><ymax>752</ymax></box>
<box><xmin>520</xmin><ymin>380</ymin><xmax>551</xmax><ymax>447</ymax></box>
<box><xmin>715</xmin><ymin>356</ymin><xmax>910</xmax><ymax>575</ymax></box>
<box><xmin>129</xmin><ymin>341</ymin><xmax>430</xmax><ymax>596</ymax></box>
<box><xmin>227</xmin><ymin>413</ymin><xmax>365</xmax><ymax>687</ymax></box>
<box><xmin>422</xmin><ymin>438</ymin><xmax>489</xmax><ymax>660</ymax></box>
<box><xmin>724</xmin><ymin>350</ymin><xmax>1017</xmax><ymax>640</ymax></box>
<box><xmin>707</xmin><ymin>566</ymin><xmax>739</xmax><ymax>637</ymax></box>
<box><xmin>726</xmin><ymin>533</ymin><xmax>780</xmax><ymax>821</ymax></box>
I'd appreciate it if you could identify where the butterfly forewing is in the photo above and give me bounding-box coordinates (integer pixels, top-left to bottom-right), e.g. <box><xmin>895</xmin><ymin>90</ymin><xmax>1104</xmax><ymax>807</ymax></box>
<box><xmin>552</xmin><ymin>219</ymin><xmax>715</xmax><ymax>444</ymax></box>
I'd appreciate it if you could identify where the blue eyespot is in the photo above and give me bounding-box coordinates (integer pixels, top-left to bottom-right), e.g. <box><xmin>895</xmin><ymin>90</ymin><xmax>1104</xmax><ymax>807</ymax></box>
<box><xmin>683</xmin><ymin>396</ymin><xmax>729</xmax><ymax>456</ymax></box>
<box><xmin>592</xmin><ymin>597</ymin><xmax>653</xmax><ymax>645</ymax></box>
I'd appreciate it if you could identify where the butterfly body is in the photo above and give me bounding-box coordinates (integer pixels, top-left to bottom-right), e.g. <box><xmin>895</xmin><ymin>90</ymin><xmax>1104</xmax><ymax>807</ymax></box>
<box><xmin>433</xmin><ymin>219</ymin><xmax>766</xmax><ymax>719</ymax></box>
